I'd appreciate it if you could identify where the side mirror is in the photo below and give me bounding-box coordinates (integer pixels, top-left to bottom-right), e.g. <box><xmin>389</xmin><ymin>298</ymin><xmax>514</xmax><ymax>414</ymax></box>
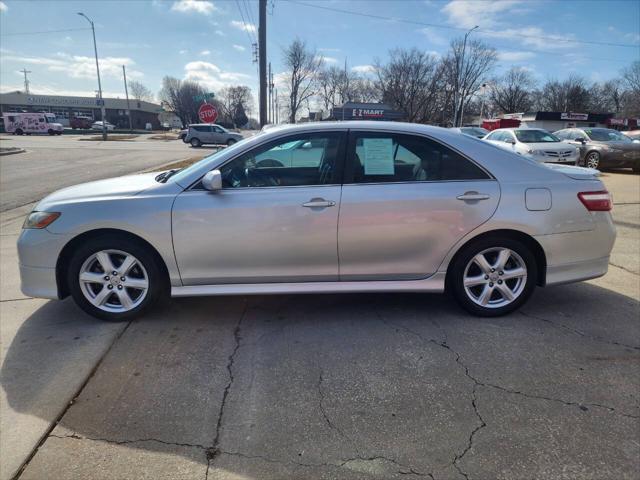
<box><xmin>202</xmin><ymin>169</ymin><xmax>222</xmax><ymax>192</ymax></box>
<box><xmin>505</xmin><ymin>139</ymin><xmax>515</xmax><ymax>144</ymax></box>
<box><xmin>575</xmin><ymin>138</ymin><xmax>586</xmax><ymax>144</ymax></box>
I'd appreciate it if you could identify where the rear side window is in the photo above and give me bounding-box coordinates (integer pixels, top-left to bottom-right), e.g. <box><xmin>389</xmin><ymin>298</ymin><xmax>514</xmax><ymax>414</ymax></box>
<box><xmin>192</xmin><ymin>125</ymin><xmax>210</xmax><ymax>132</ymax></box>
<box><xmin>348</xmin><ymin>132</ymin><xmax>489</xmax><ymax>183</ymax></box>
<box><xmin>487</xmin><ymin>131</ymin><xmax>503</xmax><ymax>141</ymax></box>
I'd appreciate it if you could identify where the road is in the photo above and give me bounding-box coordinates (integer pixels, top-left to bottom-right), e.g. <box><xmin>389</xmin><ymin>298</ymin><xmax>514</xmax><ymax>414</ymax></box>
<box><xmin>0</xmin><ymin>134</ymin><xmax>210</xmax><ymax>212</ymax></box>
<box><xmin>0</xmin><ymin>142</ymin><xmax>638</xmax><ymax>479</ymax></box>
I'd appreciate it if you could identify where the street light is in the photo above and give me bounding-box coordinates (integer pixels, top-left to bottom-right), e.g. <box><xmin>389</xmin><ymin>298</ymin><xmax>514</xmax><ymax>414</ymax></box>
<box><xmin>453</xmin><ymin>25</ymin><xmax>479</xmax><ymax>127</ymax></box>
<box><xmin>77</xmin><ymin>12</ymin><xmax>107</xmax><ymax>140</ymax></box>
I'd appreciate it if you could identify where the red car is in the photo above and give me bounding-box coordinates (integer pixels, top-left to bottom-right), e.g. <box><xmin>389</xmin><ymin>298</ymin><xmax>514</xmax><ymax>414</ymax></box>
<box><xmin>70</xmin><ymin>116</ymin><xmax>93</xmax><ymax>129</ymax></box>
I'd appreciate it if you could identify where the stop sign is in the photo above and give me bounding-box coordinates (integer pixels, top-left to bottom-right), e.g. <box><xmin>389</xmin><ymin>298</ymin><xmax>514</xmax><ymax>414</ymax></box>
<box><xmin>198</xmin><ymin>103</ymin><xmax>218</xmax><ymax>123</ymax></box>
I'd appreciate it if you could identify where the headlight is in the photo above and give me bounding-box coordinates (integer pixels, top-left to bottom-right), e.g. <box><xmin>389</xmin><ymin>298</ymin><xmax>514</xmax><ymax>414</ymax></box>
<box><xmin>529</xmin><ymin>149</ymin><xmax>544</xmax><ymax>156</ymax></box>
<box><xmin>23</xmin><ymin>211</ymin><xmax>61</xmax><ymax>229</ymax></box>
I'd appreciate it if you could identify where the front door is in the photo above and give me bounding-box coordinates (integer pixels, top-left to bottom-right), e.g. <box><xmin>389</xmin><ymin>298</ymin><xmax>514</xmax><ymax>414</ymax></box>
<box><xmin>172</xmin><ymin>131</ymin><xmax>346</xmax><ymax>285</ymax></box>
<box><xmin>338</xmin><ymin>131</ymin><xmax>500</xmax><ymax>280</ymax></box>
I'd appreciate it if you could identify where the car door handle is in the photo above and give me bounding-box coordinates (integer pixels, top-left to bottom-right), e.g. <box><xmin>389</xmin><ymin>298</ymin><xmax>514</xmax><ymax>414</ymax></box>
<box><xmin>456</xmin><ymin>192</ymin><xmax>490</xmax><ymax>201</ymax></box>
<box><xmin>302</xmin><ymin>199</ymin><xmax>336</xmax><ymax>208</ymax></box>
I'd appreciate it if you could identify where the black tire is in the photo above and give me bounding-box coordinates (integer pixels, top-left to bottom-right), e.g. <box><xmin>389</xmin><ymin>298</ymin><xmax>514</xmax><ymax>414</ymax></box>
<box><xmin>190</xmin><ymin>137</ymin><xmax>201</xmax><ymax>148</ymax></box>
<box><xmin>15</xmin><ymin>129</ymin><xmax>23</xmax><ymax>136</ymax></box>
<box><xmin>633</xmin><ymin>165</ymin><xmax>640</xmax><ymax>174</ymax></box>
<box><xmin>226</xmin><ymin>138</ymin><xmax>237</xmax><ymax>146</ymax></box>
<box><xmin>48</xmin><ymin>129</ymin><xmax>55</xmax><ymax>136</ymax></box>
<box><xmin>584</xmin><ymin>151</ymin><xmax>600</xmax><ymax>169</ymax></box>
<box><xmin>449</xmin><ymin>236</ymin><xmax>538</xmax><ymax>317</ymax></box>
<box><xmin>67</xmin><ymin>234</ymin><xmax>166</xmax><ymax>321</ymax></box>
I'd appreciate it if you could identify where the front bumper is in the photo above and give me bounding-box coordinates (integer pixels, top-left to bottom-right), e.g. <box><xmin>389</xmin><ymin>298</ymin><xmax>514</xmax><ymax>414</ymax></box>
<box><xmin>18</xmin><ymin>228</ymin><xmax>70</xmax><ymax>300</ymax></box>
<box><xmin>600</xmin><ymin>150</ymin><xmax>640</xmax><ymax>168</ymax></box>
<box><xmin>19</xmin><ymin>264</ymin><xmax>59</xmax><ymax>299</ymax></box>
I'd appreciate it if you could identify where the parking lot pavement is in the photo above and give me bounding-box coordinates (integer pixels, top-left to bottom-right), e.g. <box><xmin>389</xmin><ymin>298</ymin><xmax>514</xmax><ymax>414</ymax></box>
<box><xmin>1</xmin><ymin>172</ymin><xmax>638</xmax><ymax>480</ymax></box>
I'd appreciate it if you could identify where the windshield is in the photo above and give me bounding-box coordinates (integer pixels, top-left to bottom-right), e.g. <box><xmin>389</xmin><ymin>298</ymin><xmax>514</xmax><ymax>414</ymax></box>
<box><xmin>584</xmin><ymin>128</ymin><xmax>632</xmax><ymax>142</ymax></box>
<box><xmin>514</xmin><ymin>129</ymin><xmax>559</xmax><ymax>143</ymax></box>
<box><xmin>461</xmin><ymin>127</ymin><xmax>488</xmax><ymax>137</ymax></box>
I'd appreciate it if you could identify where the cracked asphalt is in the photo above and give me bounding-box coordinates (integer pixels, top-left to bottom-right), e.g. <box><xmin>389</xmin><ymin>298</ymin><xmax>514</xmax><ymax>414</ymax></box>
<box><xmin>1</xmin><ymin>171</ymin><xmax>639</xmax><ymax>480</ymax></box>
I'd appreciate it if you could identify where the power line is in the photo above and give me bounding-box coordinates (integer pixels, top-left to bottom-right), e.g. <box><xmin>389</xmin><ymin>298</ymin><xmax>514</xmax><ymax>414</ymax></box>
<box><xmin>235</xmin><ymin>0</ymin><xmax>257</xmax><ymax>47</ymax></box>
<box><xmin>1</xmin><ymin>27</ymin><xmax>91</xmax><ymax>36</ymax></box>
<box><xmin>285</xmin><ymin>0</ymin><xmax>640</xmax><ymax>49</ymax></box>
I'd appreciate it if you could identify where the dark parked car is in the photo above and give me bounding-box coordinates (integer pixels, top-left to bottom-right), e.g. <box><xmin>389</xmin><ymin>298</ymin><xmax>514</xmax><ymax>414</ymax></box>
<box><xmin>554</xmin><ymin>127</ymin><xmax>640</xmax><ymax>172</ymax></box>
<box><xmin>70</xmin><ymin>116</ymin><xmax>93</xmax><ymax>129</ymax></box>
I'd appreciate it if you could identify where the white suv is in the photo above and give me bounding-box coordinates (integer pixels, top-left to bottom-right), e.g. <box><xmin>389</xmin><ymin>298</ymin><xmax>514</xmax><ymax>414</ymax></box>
<box><xmin>483</xmin><ymin>128</ymin><xmax>579</xmax><ymax>164</ymax></box>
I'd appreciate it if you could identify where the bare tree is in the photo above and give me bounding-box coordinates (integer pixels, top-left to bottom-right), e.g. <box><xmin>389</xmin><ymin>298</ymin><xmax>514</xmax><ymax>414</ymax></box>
<box><xmin>622</xmin><ymin>60</ymin><xmax>640</xmax><ymax>94</ymax></box>
<box><xmin>351</xmin><ymin>77</ymin><xmax>380</xmax><ymax>103</ymax></box>
<box><xmin>537</xmin><ymin>75</ymin><xmax>590</xmax><ymax>112</ymax></box>
<box><xmin>589</xmin><ymin>80</ymin><xmax>623</xmax><ymax>113</ymax></box>
<box><xmin>490</xmin><ymin>67</ymin><xmax>536</xmax><ymax>114</ymax></box>
<box><xmin>159</xmin><ymin>76</ymin><xmax>206</xmax><ymax>126</ymax></box>
<box><xmin>443</xmin><ymin>38</ymin><xmax>497</xmax><ymax>126</ymax></box>
<box><xmin>375</xmin><ymin>48</ymin><xmax>444</xmax><ymax>123</ymax></box>
<box><xmin>128</xmin><ymin>80</ymin><xmax>154</xmax><ymax>102</ymax></box>
<box><xmin>282</xmin><ymin>38</ymin><xmax>323</xmax><ymax>123</ymax></box>
<box><xmin>218</xmin><ymin>85</ymin><xmax>254</xmax><ymax>128</ymax></box>
<box><xmin>316</xmin><ymin>66</ymin><xmax>344</xmax><ymax>112</ymax></box>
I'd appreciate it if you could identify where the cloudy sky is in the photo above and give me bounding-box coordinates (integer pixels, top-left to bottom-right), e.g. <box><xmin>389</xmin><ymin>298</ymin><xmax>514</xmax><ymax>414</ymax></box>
<box><xmin>0</xmin><ymin>0</ymin><xmax>638</xmax><ymax>106</ymax></box>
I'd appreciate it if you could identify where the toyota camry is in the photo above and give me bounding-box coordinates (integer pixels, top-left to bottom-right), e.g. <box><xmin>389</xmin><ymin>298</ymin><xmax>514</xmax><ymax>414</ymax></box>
<box><xmin>18</xmin><ymin>121</ymin><xmax>616</xmax><ymax>321</ymax></box>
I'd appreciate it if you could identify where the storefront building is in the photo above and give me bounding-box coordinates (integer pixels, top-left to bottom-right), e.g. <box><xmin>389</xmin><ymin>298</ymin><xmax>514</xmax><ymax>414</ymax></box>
<box><xmin>327</xmin><ymin>102</ymin><xmax>405</xmax><ymax>122</ymax></box>
<box><xmin>508</xmin><ymin>111</ymin><xmax>613</xmax><ymax>131</ymax></box>
<box><xmin>0</xmin><ymin>91</ymin><xmax>163</xmax><ymax>129</ymax></box>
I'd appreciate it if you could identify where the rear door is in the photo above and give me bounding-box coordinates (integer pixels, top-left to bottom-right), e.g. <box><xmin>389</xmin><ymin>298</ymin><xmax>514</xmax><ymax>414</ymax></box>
<box><xmin>338</xmin><ymin>131</ymin><xmax>499</xmax><ymax>280</ymax></box>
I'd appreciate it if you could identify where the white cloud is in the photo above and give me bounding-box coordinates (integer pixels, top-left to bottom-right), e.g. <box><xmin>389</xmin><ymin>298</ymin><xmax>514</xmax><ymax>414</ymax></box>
<box><xmin>442</xmin><ymin>0</ymin><xmax>523</xmax><ymax>29</ymax></box>
<box><xmin>183</xmin><ymin>60</ymin><xmax>251</xmax><ymax>91</ymax></box>
<box><xmin>485</xmin><ymin>27</ymin><xmax>575</xmax><ymax>50</ymax></box>
<box><xmin>230</xmin><ymin>20</ymin><xmax>256</xmax><ymax>33</ymax></box>
<box><xmin>3</xmin><ymin>53</ymin><xmax>143</xmax><ymax>80</ymax></box>
<box><xmin>215</xmin><ymin>30</ymin><xmax>225</xmax><ymax>36</ymax></box>
<box><xmin>171</xmin><ymin>0</ymin><xmax>217</xmax><ymax>15</ymax></box>
<box><xmin>318</xmin><ymin>47</ymin><xmax>341</xmax><ymax>53</ymax></box>
<box><xmin>497</xmin><ymin>51</ymin><xmax>536</xmax><ymax>62</ymax></box>
<box><xmin>419</xmin><ymin>28</ymin><xmax>448</xmax><ymax>46</ymax></box>
<box><xmin>351</xmin><ymin>64</ymin><xmax>375</xmax><ymax>74</ymax></box>
<box><xmin>200</xmin><ymin>50</ymin><xmax>211</xmax><ymax>56</ymax></box>
<box><xmin>179</xmin><ymin>49</ymin><xmax>188</xmax><ymax>55</ymax></box>
<box><xmin>233</xmin><ymin>44</ymin><xmax>246</xmax><ymax>51</ymax></box>
<box><xmin>0</xmin><ymin>83</ymin><xmax>125</xmax><ymax>97</ymax></box>
<box><xmin>317</xmin><ymin>55</ymin><xmax>338</xmax><ymax>64</ymax></box>
<box><xmin>0</xmin><ymin>2</ymin><xmax>7</xmax><ymax>12</ymax></box>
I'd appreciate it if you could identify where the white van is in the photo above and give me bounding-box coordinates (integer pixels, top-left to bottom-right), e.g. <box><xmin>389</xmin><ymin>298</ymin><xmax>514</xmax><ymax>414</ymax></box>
<box><xmin>2</xmin><ymin>112</ymin><xmax>64</xmax><ymax>135</ymax></box>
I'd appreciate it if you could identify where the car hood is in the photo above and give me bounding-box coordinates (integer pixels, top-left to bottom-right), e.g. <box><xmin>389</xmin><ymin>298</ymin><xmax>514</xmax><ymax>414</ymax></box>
<box><xmin>37</xmin><ymin>172</ymin><xmax>161</xmax><ymax>208</ymax></box>
<box><xmin>525</xmin><ymin>142</ymin><xmax>574</xmax><ymax>151</ymax></box>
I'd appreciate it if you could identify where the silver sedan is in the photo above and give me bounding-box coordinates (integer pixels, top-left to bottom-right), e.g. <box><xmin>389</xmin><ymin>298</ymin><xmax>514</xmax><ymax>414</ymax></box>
<box><xmin>18</xmin><ymin>121</ymin><xmax>616</xmax><ymax>321</ymax></box>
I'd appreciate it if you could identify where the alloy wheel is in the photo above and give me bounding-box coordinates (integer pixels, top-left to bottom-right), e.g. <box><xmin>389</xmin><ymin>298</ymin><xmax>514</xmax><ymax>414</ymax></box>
<box><xmin>586</xmin><ymin>152</ymin><xmax>600</xmax><ymax>169</ymax></box>
<box><xmin>463</xmin><ymin>247</ymin><xmax>527</xmax><ymax>309</ymax></box>
<box><xmin>78</xmin><ymin>249</ymin><xmax>149</xmax><ymax>313</ymax></box>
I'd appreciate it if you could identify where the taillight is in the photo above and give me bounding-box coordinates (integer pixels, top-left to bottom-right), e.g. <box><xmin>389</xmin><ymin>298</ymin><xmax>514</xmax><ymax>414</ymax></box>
<box><xmin>577</xmin><ymin>190</ymin><xmax>612</xmax><ymax>211</ymax></box>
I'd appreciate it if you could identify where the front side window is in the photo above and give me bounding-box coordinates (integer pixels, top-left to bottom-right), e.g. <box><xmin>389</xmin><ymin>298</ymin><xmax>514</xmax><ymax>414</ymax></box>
<box><xmin>514</xmin><ymin>130</ymin><xmax>560</xmax><ymax>143</ymax></box>
<box><xmin>349</xmin><ymin>132</ymin><xmax>489</xmax><ymax>183</ymax></box>
<box><xmin>583</xmin><ymin>128</ymin><xmax>631</xmax><ymax>142</ymax></box>
<box><xmin>219</xmin><ymin>132</ymin><xmax>344</xmax><ymax>188</ymax></box>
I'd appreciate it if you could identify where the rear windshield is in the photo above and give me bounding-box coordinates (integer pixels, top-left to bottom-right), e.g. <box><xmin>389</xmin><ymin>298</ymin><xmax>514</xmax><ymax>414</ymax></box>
<box><xmin>514</xmin><ymin>130</ymin><xmax>559</xmax><ymax>143</ymax></box>
<box><xmin>584</xmin><ymin>129</ymin><xmax>631</xmax><ymax>142</ymax></box>
<box><xmin>461</xmin><ymin>127</ymin><xmax>489</xmax><ymax>137</ymax></box>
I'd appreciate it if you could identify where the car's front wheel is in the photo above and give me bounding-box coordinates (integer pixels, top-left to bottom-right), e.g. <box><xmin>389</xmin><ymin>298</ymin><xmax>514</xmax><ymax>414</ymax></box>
<box><xmin>67</xmin><ymin>235</ymin><xmax>165</xmax><ymax>321</ymax></box>
<box><xmin>449</xmin><ymin>236</ymin><xmax>537</xmax><ymax>317</ymax></box>
<box><xmin>226</xmin><ymin>138</ymin><xmax>237</xmax><ymax>146</ymax></box>
<box><xmin>190</xmin><ymin>138</ymin><xmax>202</xmax><ymax>148</ymax></box>
<box><xmin>584</xmin><ymin>151</ymin><xmax>600</xmax><ymax>169</ymax></box>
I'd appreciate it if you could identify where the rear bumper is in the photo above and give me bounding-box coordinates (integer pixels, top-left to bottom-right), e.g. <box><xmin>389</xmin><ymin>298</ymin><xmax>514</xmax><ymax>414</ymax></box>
<box><xmin>19</xmin><ymin>264</ymin><xmax>59</xmax><ymax>299</ymax></box>
<box><xmin>545</xmin><ymin>256</ymin><xmax>609</xmax><ymax>286</ymax></box>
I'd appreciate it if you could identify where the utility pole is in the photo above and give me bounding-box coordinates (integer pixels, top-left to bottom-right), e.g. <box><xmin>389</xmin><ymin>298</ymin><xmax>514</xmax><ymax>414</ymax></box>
<box><xmin>78</xmin><ymin>12</ymin><xmax>107</xmax><ymax>140</ymax></box>
<box><xmin>274</xmin><ymin>87</ymin><xmax>278</xmax><ymax>124</ymax></box>
<box><xmin>453</xmin><ymin>25</ymin><xmax>478</xmax><ymax>128</ymax></box>
<box><xmin>258</xmin><ymin>0</ymin><xmax>267</xmax><ymax>127</ymax></box>
<box><xmin>20</xmin><ymin>68</ymin><xmax>32</xmax><ymax>94</ymax></box>
<box><xmin>122</xmin><ymin>65</ymin><xmax>133</xmax><ymax>132</ymax></box>
<box><xmin>268</xmin><ymin>62</ymin><xmax>272</xmax><ymax>123</ymax></box>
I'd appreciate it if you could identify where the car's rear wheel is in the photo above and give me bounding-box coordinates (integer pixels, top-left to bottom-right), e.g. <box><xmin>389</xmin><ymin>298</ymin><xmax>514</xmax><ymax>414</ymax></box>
<box><xmin>67</xmin><ymin>235</ymin><xmax>165</xmax><ymax>321</ymax></box>
<box><xmin>585</xmin><ymin>151</ymin><xmax>600</xmax><ymax>169</ymax></box>
<box><xmin>450</xmin><ymin>236</ymin><xmax>537</xmax><ymax>317</ymax></box>
<box><xmin>190</xmin><ymin>138</ymin><xmax>201</xmax><ymax>148</ymax></box>
<box><xmin>15</xmin><ymin>129</ymin><xmax>23</xmax><ymax>136</ymax></box>
<box><xmin>48</xmin><ymin>129</ymin><xmax>55</xmax><ymax>135</ymax></box>
<box><xmin>226</xmin><ymin>138</ymin><xmax>237</xmax><ymax>146</ymax></box>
